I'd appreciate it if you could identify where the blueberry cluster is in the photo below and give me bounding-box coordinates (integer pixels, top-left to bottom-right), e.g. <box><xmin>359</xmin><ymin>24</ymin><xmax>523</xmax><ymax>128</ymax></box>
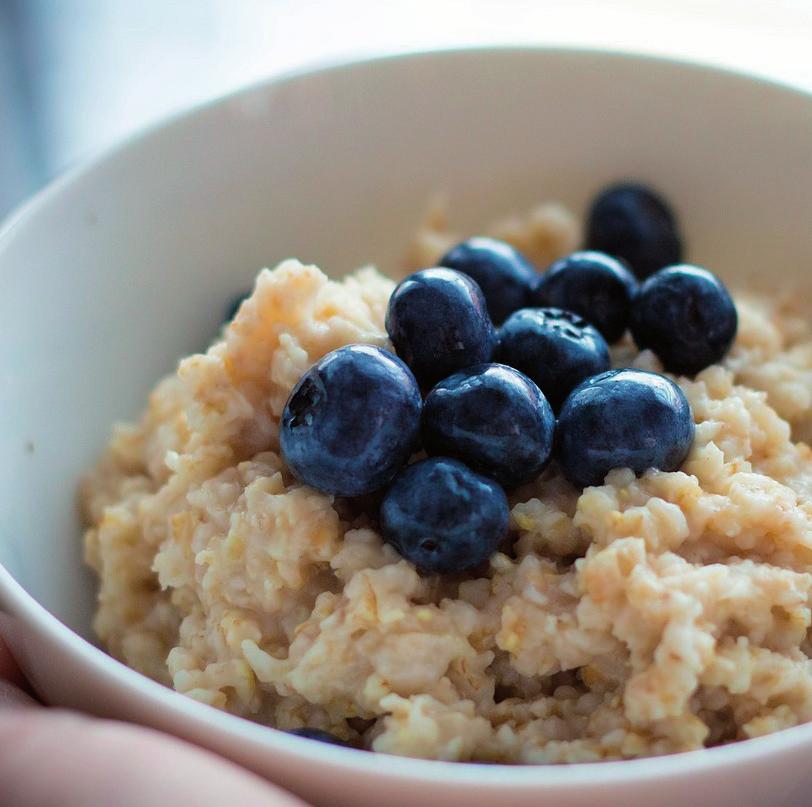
<box><xmin>278</xmin><ymin>182</ymin><xmax>737</xmax><ymax>577</ymax></box>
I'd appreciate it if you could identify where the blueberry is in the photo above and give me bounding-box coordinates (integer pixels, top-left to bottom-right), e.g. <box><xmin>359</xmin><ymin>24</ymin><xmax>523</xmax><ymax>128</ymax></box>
<box><xmin>586</xmin><ymin>183</ymin><xmax>683</xmax><ymax>279</ymax></box>
<box><xmin>534</xmin><ymin>251</ymin><xmax>637</xmax><ymax>343</ymax></box>
<box><xmin>422</xmin><ymin>363</ymin><xmax>554</xmax><ymax>488</ymax></box>
<box><xmin>224</xmin><ymin>290</ymin><xmax>250</xmax><ymax>323</ymax></box>
<box><xmin>280</xmin><ymin>345</ymin><xmax>421</xmax><ymax>496</ymax></box>
<box><xmin>439</xmin><ymin>237</ymin><xmax>537</xmax><ymax>324</ymax></box>
<box><xmin>380</xmin><ymin>457</ymin><xmax>509</xmax><ymax>574</ymax></box>
<box><xmin>289</xmin><ymin>728</ymin><xmax>347</xmax><ymax>746</ymax></box>
<box><xmin>497</xmin><ymin>308</ymin><xmax>611</xmax><ymax>411</ymax></box>
<box><xmin>556</xmin><ymin>368</ymin><xmax>695</xmax><ymax>489</ymax></box>
<box><xmin>385</xmin><ymin>268</ymin><xmax>497</xmax><ymax>388</ymax></box>
<box><xmin>629</xmin><ymin>264</ymin><xmax>738</xmax><ymax>376</ymax></box>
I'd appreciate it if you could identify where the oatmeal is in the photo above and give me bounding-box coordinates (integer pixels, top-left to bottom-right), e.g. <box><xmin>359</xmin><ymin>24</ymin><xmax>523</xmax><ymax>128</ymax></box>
<box><xmin>82</xmin><ymin>199</ymin><xmax>812</xmax><ymax>763</ymax></box>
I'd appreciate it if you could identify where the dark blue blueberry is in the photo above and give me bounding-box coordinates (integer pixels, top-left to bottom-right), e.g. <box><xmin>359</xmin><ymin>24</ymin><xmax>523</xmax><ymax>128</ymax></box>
<box><xmin>630</xmin><ymin>264</ymin><xmax>738</xmax><ymax>376</ymax></box>
<box><xmin>586</xmin><ymin>183</ymin><xmax>683</xmax><ymax>279</ymax></box>
<box><xmin>422</xmin><ymin>363</ymin><xmax>554</xmax><ymax>488</ymax></box>
<box><xmin>497</xmin><ymin>307</ymin><xmax>610</xmax><ymax>411</ymax></box>
<box><xmin>280</xmin><ymin>345</ymin><xmax>421</xmax><ymax>497</ymax></box>
<box><xmin>385</xmin><ymin>268</ymin><xmax>497</xmax><ymax>388</ymax></box>
<box><xmin>556</xmin><ymin>368</ymin><xmax>695</xmax><ymax>489</ymax></box>
<box><xmin>289</xmin><ymin>728</ymin><xmax>348</xmax><ymax>746</ymax></box>
<box><xmin>534</xmin><ymin>251</ymin><xmax>637</xmax><ymax>343</ymax></box>
<box><xmin>380</xmin><ymin>457</ymin><xmax>509</xmax><ymax>574</ymax></box>
<box><xmin>224</xmin><ymin>290</ymin><xmax>251</xmax><ymax>323</ymax></box>
<box><xmin>439</xmin><ymin>237</ymin><xmax>537</xmax><ymax>324</ymax></box>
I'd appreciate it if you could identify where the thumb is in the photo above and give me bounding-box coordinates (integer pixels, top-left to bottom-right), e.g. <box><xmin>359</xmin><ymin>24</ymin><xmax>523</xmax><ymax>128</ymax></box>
<box><xmin>0</xmin><ymin>636</ymin><xmax>308</xmax><ymax>807</ymax></box>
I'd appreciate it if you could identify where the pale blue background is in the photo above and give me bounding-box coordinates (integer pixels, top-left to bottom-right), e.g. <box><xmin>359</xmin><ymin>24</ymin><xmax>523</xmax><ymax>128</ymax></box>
<box><xmin>2</xmin><ymin>0</ymin><xmax>812</xmax><ymax>217</ymax></box>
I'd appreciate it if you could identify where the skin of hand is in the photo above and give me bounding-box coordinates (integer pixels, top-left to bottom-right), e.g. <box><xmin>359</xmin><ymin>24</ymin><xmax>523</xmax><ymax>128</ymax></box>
<box><xmin>0</xmin><ymin>634</ymin><xmax>309</xmax><ymax>807</ymax></box>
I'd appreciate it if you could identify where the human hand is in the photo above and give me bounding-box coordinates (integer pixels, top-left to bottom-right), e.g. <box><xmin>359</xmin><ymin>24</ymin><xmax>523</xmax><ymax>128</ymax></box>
<box><xmin>0</xmin><ymin>633</ymin><xmax>309</xmax><ymax>807</ymax></box>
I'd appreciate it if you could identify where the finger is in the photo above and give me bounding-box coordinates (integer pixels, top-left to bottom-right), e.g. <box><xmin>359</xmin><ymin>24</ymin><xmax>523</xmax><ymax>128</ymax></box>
<box><xmin>0</xmin><ymin>709</ymin><xmax>309</xmax><ymax>807</ymax></box>
<box><xmin>0</xmin><ymin>620</ymin><xmax>307</xmax><ymax>804</ymax></box>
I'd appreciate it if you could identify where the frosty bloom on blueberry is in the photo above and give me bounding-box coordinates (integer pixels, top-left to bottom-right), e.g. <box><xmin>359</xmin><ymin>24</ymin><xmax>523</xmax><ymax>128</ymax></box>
<box><xmin>385</xmin><ymin>267</ymin><xmax>497</xmax><ymax>388</ymax></box>
<box><xmin>439</xmin><ymin>236</ymin><xmax>538</xmax><ymax>325</ymax></box>
<box><xmin>556</xmin><ymin>368</ymin><xmax>695</xmax><ymax>489</ymax></box>
<box><xmin>380</xmin><ymin>457</ymin><xmax>509</xmax><ymax>574</ymax></box>
<box><xmin>421</xmin><ymin>363</ymin><xmax>555</xmax><ymax>488</ymax></box>
<box><xmin>280</xmin><ymin>344</ymin><xmax>422</xmax><ymax>497</ymax></box>
<box><xmin>534</xmin><ymin>250</ymin><xmax>637</xmax><ymax>343</ymax></box>
<box><xmin>630</xmin><ymin>263</ymin><xmax>738</xmax><ymax>375</ymax></box>
<box><xmin>497</xmin><ymin>307</ymin><xmax>611</xmax><ymax>411</ymax></box>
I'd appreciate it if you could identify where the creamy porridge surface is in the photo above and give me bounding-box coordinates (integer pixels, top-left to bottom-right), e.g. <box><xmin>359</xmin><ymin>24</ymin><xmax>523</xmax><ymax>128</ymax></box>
<box><xmin>82</xmin><ymin>202</ymin><xmax>812</xmax><ymax>763</ymax></box>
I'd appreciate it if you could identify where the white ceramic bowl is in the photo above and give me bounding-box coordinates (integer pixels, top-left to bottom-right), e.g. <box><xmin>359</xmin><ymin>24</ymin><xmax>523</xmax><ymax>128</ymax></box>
<box><xmin>3</xmin><ymin>47</ymin><xmax>812</xmax><ymax>807</ymax></box>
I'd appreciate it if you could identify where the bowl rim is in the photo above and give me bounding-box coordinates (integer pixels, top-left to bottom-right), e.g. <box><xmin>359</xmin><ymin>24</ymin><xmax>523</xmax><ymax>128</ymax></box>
<box><xmin>4</xmin><ymin>43</ymin><xmax>812</xmax><ymax>789</ymax></box>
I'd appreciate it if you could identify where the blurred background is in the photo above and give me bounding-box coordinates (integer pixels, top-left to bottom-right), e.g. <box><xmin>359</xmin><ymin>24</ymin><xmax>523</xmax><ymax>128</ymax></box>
<box><xmin>2</xmin><ymin>0</ymin><xmax>812</xmax><ymax>220</ymax></box>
